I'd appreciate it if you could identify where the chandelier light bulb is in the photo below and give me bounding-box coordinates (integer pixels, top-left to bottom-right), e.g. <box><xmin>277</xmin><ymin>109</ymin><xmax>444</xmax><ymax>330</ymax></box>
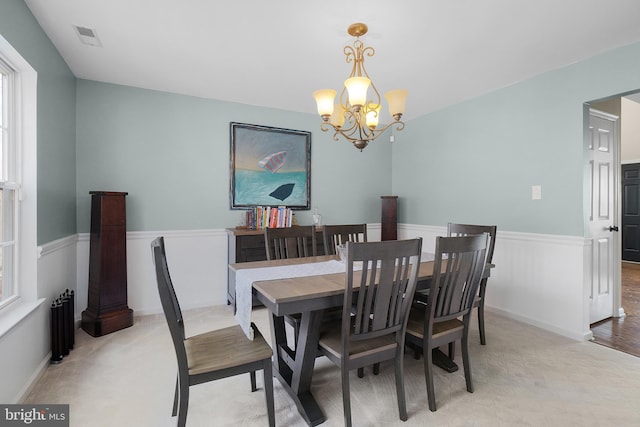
<box><xmin>344</xmin><ymin>76</ymin><xmax>371</xmax><ymax>109</ymax></box>
<box><xmin>384</xmin><ymin>89</ymin><xmax>408</xmax><ymax>119</ymax></box>
<box><xmin>366</xmin><ymin>105</ymin><xmax>381</xmax><ymax>129</ymax></box>
<box><xmin>313</xmin><ymin>89</ymin><xmax>337</xmax><ymax>118</ymax></box>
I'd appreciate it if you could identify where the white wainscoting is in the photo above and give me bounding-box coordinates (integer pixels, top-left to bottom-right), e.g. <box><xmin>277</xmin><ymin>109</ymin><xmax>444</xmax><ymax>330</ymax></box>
<box><xmin>399</xmin><ymin>224</ymin><xmax>591</xmax><ymax>341</ymax></box>
<box><xmin>75</xmin><ymin>229</ymin><xmax>229</xmax><ymax>317</ymax></box>
<box><xmin>37</xmin><ymin>223</ymin><xmax>591</xmax><ymax>341</ymax></box>
<box><xmin>38</xmin><ymin>234</ymin><xmax>78</xmax><ymax>303</ymax></box>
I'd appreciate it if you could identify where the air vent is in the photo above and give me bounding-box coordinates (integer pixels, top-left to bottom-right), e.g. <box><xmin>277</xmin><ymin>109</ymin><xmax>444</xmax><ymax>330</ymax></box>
<box><xmin>73</xmin><ymin>25</ymin><xmax>102</xmax><ymax>47</ymax></box>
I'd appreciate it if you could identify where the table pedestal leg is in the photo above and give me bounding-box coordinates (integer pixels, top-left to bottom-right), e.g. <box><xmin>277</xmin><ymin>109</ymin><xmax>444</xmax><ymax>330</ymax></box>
<box><xmin>432</xmin><ymin>348</ymin><xmax>458</xmax><ymax>373</ymax></box>
<box><xmin>268</xmin><ymin>310</ymin><xmax>326</xmax><ymax>426</ymax></box>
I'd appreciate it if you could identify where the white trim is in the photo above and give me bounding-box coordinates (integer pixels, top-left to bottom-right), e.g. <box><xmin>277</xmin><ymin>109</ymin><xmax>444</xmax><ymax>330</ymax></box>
<box><xmin>0</xmin><ymin>298</ymin><xmax>45</xmax><ymax>339</ymax></box>
<box><xmin>76</xmin><ymin>228</ymin><xmax>228</xmax><ymax>242</ymax></box>
<box><xmin>38</xmin><ymin>234</ymin><xmax>77</xmax><ymax>258</ymax></box>
<box><xmin>493</xmin><ymin>230</ymin><xmax>586</xmax><ymax>246</ymax></box>
<box><xmin>0</xmin><ymin>34</ymin><xmax>38</xmax><ymax>305</ymax></box>
<box><xmin>486</xmin><ymin>305</ymin><xmax>587</xmax><ymax>341</ymax></box>
<box><xmin>15</xmin><ymin>352</ymin><xmax>50</xmax><ymax>403</ymax></box>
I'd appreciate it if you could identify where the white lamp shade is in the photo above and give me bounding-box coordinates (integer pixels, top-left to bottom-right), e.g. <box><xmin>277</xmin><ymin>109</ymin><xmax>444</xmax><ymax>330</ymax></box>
<box><xmin>384</xmin><ymin>89</ymin><xmax>408</xmax><ymax>116</ymax></box>
<box><xmin>344</xmin><ymin>76</ymin><xmax>371</xmax><ymax>107</ymax></box>
<box><xmin>329</xmin><ymin>104</ymin><xmax>345</xmax><ymax>127</ymax></box>
<box><xmin>313</xmin><ymin>89</ymin><xmax>336</xmax><ymax>116</ymax></box>
<box><xmin>365</xmin><ymin>104</ymin><xmax>381</xmax><ymax>129</ymax></box>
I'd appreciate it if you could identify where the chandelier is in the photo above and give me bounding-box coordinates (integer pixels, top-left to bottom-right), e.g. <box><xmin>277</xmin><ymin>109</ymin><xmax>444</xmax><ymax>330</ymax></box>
<box><xmin>313</xmin><ymin>23</ymin><xmax>407</xmax><ymax>151</ymax></box>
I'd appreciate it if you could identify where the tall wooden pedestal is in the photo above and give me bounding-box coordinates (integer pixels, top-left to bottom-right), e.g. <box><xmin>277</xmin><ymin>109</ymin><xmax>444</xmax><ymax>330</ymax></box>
<box><xmin>381</xmin><ymin>196</ymin><xmax>398</xmax><ymax>241</ymax></box>
<box><xmin>81</xmin><ymin>191</ymin><xmax>133</xmax><ymax>337</ymax></box>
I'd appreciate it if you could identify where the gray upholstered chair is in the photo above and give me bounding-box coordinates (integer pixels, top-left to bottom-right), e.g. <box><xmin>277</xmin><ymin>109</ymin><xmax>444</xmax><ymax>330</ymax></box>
<box><xmin>317</xmin><ymin>238</ymin><xmax>423</xmax><ymax>427</ymax></box>
<box><xmin>151</xmin><ymin>237</ymin><xmax>275</xmax><ymax>427</ymax></box>
<box><xmin>405</xmin><ymin>234</ymin><xmax>489</xmax><ymax>411</ymax></box>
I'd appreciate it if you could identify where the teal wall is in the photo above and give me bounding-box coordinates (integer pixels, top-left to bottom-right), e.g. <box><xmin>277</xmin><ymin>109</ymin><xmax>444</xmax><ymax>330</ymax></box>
<box><xmin>75</xmin><ymin>80</ymin><xmax>392</xmax><ymax>232</ymax></box>
<box><xmin>6</xmin><ymin>0</ymin><xmax>640</xmax><ymax>241</ymax></box>
<box><xmin>0</xmin><ymin>0</ymin><xmax>77</xmax><ymax>244</ymax></box>
<box><xmin>394</xmin><ymin>41</ymin><xmax>640</xmax><ymax>236</ymax></box>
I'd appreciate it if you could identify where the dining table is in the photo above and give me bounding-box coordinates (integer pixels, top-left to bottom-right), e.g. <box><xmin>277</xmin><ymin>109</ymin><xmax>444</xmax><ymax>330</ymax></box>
<box><xmin>229</xmin><ymin>253</ymin><xmax>492</xmax><ymax>426</ymax></box>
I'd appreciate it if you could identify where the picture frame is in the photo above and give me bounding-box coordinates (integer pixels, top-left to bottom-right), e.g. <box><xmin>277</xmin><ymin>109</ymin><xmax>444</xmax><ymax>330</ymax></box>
<box><xmin>230</xmin><ymin>122</ymin><xmax>311</xmax><ymax>209</ymax></box>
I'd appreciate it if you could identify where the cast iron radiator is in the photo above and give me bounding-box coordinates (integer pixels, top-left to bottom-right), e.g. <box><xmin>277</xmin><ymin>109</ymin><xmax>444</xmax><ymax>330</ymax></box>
<box><xmin>50</xmin><ymin>289</ymin><xmax>75</xmax><ymax>364</ymax></box>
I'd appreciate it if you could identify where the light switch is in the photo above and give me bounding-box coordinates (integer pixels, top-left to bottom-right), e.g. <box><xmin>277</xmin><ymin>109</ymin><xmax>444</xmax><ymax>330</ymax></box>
<box><xmin>531</xmin><ymin>185</ymin><xmax>542</xmax><ymax>200</ymax></box>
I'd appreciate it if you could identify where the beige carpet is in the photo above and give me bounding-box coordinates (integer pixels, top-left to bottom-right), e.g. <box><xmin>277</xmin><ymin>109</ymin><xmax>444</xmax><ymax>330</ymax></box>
<box><xmin>25</xmin><ymin>305</ymin><xmax>640</xmax><ymax>426</ymax></box>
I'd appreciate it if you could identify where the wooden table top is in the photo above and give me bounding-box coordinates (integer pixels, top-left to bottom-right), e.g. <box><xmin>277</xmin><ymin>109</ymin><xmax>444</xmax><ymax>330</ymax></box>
<box><xmin>232</xmin><ymin>256</ymin><xmax>437</xmax><ymax>307</ymax></box>
<box><xmin>230</xmin><ymin>255</ymin><xmax>492</xmax><ymax>315</ymax></box>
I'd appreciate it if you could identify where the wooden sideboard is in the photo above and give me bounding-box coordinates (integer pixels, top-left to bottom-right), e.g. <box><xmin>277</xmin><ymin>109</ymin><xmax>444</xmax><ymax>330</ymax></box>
<box><xmin>226</xmin><ymin>227</ymin><xmax>324</xmax><ymax>306</ymax></box>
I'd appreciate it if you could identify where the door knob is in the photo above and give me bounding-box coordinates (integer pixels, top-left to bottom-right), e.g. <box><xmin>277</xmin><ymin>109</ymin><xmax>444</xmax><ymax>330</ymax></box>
<box><xmin>609</xmin><ymin>226</ymin><xmax>619</xmax><ymax>232</ymax></box>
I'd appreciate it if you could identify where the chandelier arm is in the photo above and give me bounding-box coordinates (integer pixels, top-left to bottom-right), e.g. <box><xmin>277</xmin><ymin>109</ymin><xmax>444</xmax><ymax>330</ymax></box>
<box><xmin>374</xmin><ymin>120</ymin><xmax>405</xmax><ymax>136</ymax></box>
<box><xmin>341</xmin><ymin>111</ymin><xmax>359</xmax><ymax>132</ymax></box>
<box><xmin>337</xmin><ymin>120</ymin><xmax>406</xmax><ymax>143</ymax></box>
<box><xmin>344</xmin><ymin>45</ymin><xmax>357</xmax><ymax>76</ymax></box>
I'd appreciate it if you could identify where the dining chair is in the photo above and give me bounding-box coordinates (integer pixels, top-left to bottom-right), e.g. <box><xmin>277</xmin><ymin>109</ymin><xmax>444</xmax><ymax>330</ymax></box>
<box><xmin>322</xmin><ymin>224</ymin><xmax>373</xmax><ymax>375</ymax></box>
<box><xmin>322</xmin><ymin>224</ymin><xmax>368</xmax><ymax>255</ymax></box>
<box><xmin>447</xmin><ymin>223</ymin><xmax>497</xmax><ymax>345</ymax></box>
<box><xmin>317</xmin><ymin>238</ymin><xmax>423</xmax><ymax>427</ymax></box>
<box><xmin>264</xmin><ymin>225</ymin><xmax>317</xmax><ymax>260</ymax></box>
<box><xmin>264</xmin><ymin>226</ymin><xmax>317</xmax><ymax>345</ymax></box>
<box><xmin>151</xmin><ymin>237</ymin><xmax>275</xmax><ymax>427</ymax></box>
<box><xmin>405</xmin><ymin>234</ymin><xmax>489</xmax><ymax>412</ymax></box>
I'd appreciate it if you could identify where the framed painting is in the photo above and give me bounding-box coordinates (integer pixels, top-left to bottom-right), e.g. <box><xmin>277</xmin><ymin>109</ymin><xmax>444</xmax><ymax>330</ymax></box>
<box><xmin>230</xmin><ymin>122</ymin><xmax>311</xmax><ymax>209</ymax></box>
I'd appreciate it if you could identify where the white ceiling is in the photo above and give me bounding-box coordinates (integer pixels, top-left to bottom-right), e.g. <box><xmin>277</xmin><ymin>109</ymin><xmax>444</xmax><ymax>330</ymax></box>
<box><xmin>23</xmin><ymin>0</ymin><xmax>640</xmax><ymax>120</ymax></box>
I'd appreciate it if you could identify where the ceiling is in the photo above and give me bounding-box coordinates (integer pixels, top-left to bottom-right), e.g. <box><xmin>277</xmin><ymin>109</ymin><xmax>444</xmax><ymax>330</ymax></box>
<box><xmin>23</xmin><ymin>0</ymin><xmax>640</xmax><ymax>121</ymax></box>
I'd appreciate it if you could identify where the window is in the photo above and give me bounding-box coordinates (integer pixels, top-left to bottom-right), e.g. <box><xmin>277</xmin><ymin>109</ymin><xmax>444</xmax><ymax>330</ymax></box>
<box><xmin>0</xmin><ymin>34</ymin><xmax>37</xmax><ymax>325</ymax></box>
<box><xmin>0</xmin><ymin>56</ymin><xmax>18</xmax><ymax>308</ymax></box>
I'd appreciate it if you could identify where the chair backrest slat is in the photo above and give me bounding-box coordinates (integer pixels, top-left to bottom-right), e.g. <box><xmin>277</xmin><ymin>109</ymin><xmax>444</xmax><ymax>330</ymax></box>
<box><xmin>429</xmin><ymin>234</ymin><xmax>489</xmax><ymax>325</ymax></box>
<box><xmin>344</xmin><ymin>238</ymin><xmax>422</xmax><ymax>345</ymax></box>
<box><xmin>323</xmin><ymin>224</ymin><xmax>367</xmax><ymax>255</ymax></box>
<box><xmin>265</xmin><ymin>226</ymin><xmax>317</xmax><ymax>260</ymax></box>
<box><xmin>447</xmin><ymin>223</ymin><xmax>497</xmax><ymax>264</ymax></box>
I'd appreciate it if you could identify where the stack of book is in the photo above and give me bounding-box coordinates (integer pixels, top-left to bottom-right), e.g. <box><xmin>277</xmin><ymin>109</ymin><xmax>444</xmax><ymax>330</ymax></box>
<box><xmin>245</xmin><ymin>206</ymin><xmax>293</xmax><ymax>230</ymax></box>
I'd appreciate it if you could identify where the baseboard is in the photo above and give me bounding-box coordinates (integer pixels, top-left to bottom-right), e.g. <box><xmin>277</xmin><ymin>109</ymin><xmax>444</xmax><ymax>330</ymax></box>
<box><xmin>486</xmin><ymin>305</ymin><xmax>586</xmax><ymax>342</ymax></box>
<box><xmin>134</xmin><ymin>299</ymin><xmax>220</xmax><ymax>317</ymax></box>
<box><xmin>584</xmin><ymin>330</ymin><xmax>594</xmax><ymax>341</ymax></box>
<box><xmin>16</xmin><ymin>352</ymin><xmax>51</xmax><ymax>403</ymax></box>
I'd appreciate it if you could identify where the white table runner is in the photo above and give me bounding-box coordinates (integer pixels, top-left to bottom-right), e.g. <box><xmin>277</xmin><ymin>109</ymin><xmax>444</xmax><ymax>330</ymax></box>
<box><xmin>235</xmin><ymin>252</ymin><xmax>435</xmax><ymax>339</ymax></box>
<box><xmin>235</xmin><ymin>260</ymin><xmax>347</xmax><ymax>339</ymax></box>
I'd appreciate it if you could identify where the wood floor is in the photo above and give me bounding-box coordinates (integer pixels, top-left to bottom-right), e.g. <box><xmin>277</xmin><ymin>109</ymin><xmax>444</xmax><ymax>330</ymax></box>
<box><xmin>590</xmin><ymin>262</ymin><xmax>640</xmax><ymax>357</ymax></box>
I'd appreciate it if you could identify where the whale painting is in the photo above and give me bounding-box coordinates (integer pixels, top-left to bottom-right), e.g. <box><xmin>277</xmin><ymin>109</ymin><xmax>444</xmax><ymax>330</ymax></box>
<box><xmin>230</xmin><ymin>123</ymin><xmax>311</xmax><ymax>209</ymax></box>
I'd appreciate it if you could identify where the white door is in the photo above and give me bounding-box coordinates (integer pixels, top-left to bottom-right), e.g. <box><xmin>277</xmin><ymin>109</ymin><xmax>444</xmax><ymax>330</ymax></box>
<box><xmin>588</xmin><ymin>109</ymin><xmax>619</xmax><ymax>324</ymax></box>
